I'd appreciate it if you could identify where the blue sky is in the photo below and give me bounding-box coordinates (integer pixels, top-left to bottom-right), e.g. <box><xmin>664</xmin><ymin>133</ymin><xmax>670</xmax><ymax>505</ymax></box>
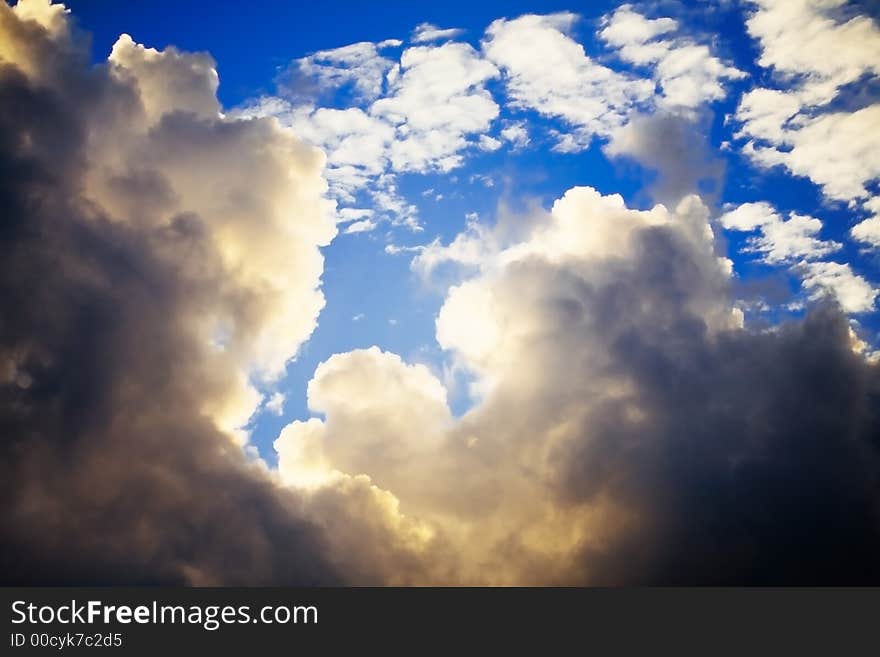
<box><xmin>65</xmin><ymin>0</ymin><xmax>880</xmax><ymax>463</ymax></box>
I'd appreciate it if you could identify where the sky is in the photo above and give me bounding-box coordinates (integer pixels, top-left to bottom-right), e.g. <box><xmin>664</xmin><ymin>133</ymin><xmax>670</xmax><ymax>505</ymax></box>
<box><xmin>2</xmin><ymin>0</ymin><xmax>880</xmax><ymax>585</ymax></box>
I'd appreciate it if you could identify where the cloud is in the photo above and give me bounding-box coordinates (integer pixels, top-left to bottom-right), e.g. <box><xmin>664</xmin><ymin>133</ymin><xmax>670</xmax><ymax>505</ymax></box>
<box><xmin>737</xmin><ymin>100</ymin><xmax>880</xmax><ymax>203</ymax></box>
<box><xmin>6</xmin><ymin>0</ymin><xmax>880</xmax><ymax>587</ymax></box>
<box><xmin>851</xmin><ymin>197</ymin><xmax>880</xmax><ymax>248</ymax></box>
<box><xmin>276</xmin><ymin>347</ymin><xmax>451</xmax><ymax>496</ymax></box>
<box><xmin>499</xmin><ymin>120</ymin><xmax>529</xmax><ymax>148</ymax></box>
<box><xmin>744</xmin><ymin>0</ymin><xmax>880</xmax><ymax>104</ymax></box>
<box><xmin>295</xmin><ymin>41</ymin><xmax>397</xmax><ymax>101</ymax></box>
<box><xmin>484</xmin><ymin>9</ymin><xmax>741</xmax><ymax>153</ymax></box>
<box><xmin>720</xmin><ymin>201</ymin><xmax>874</xmax><ymax>313</ymax></box>
<box><xmin>239</xmin><ymin>40</ymin><xmax>498</xmax><ymax>229</ymax></box>
<box><xmin>483</xmin><ymin>13</ymin><xmax>654</xmax><ymax>149</ymax></box>
<box><xmin>412</xmin><ymin>22</ymin><xmax>465</xmax><ymax>44</ymax></box>
<box><xmin>282</xmin><ymin>185</ymin><xmax>880</xmax><ymax>584</ymax></box>
<box><xmin>265</xmin><ymin>392</ymin><xmax>286</xmax><ymax>416</ymax></box>
<box><xmin>0</xmin><ymin>0</ymin><xmax>426</xmax><ymax>585</ymax></box>
<box><xmin>799</xmin><ymin>261</ymin><xmax>878</xmax><ymax>313</ymax></box>
<box><xmin>372</xmin><ymin>41</ymin><xmax>499</xmax><ymax>172</ymax></box>
<box><xmin>595</xmin><ymin>7</ymin><xmax>742</xmax><ymax>205</ymax></box>
<box><xmin>734</xmin><ymin>0</ymin><xmax>880</xmax><ymax>247</ymax></box>
<box><xmin>720</xmin><ymin>202</ymin><xmax>842</xmax><ymax>264</ymax></box>
<box><xmin>344</xmin><ymin>219</ymin><xmax>377</xmax><ymax>234</ymax></box>
<box><xmin>600</xmin><ymin>4</ymin><xmax>745</xmax><ymax>112</ymax></box>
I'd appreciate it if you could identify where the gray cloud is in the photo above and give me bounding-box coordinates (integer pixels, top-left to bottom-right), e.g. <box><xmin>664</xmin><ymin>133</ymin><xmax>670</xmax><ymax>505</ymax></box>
<box><xmin>604</xmin><ymin>112</ymin><xmax>725</xmax><ymax>205</ymax></box>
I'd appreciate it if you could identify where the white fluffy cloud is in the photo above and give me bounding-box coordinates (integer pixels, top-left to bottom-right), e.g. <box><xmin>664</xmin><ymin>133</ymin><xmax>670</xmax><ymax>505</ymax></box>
<box><xmin>799</xmin><ymin>261</ymin><xmax>878</xmax><ymax>313</ymax></box>
<box><xmin>484</xmin><ymin>13</ymin><xmax>654</xmax><ymax>149</ymax></box>
<box><xmin>745</xmin><ymin>0</ymin><xmax>880</xmax><ymax>104</ymax></box>
<box><xmin>720</xmin><ymin>202</ymin><xmax>876</xmax><ymax>313</ymax></box>
<box><xmin>238</xmin><ymin>8</ymin><xmax>743</xmax><ymax>230</ymax></box>
<box><xmin>276</xmin><ymin>347</ymin><xmax>450</xmax><ymax>494</ymax></box>
<box><xmin>373</xmin><ymin>41</ymin><xmax>499</xmax><ymax>172</ymax></box>
<box><xmin>851</xmin><ymin>197</ymin><xmax>880</xmax><ymax>248</ymax></box>
<box><xmin>11</xmin><ymin>0</ymin><xmax>880</xmax><ymax>588</ymax></box>
<box><xmin>275</xmin><ymin>177</ymin><xmax>880</xmax><ymax>584</ymax></box>
<box><xmin>1</xmin><ymin>0</ymin><xmax>441</xmax><ymax>585</ymax></box>
<box><xmin>600</xmin><ymin>4</ymin><xmax>745</xmax><ymax>112</ymax></box>
<box><xmin>735</xmin><ymin>0</ymin><xmax>880</xmax><ymax>250</ymax></box>
<box><xmin>238</xmin><ymin>39</ymin><xmax>498</xmax><ymax>229</ymax></box>
<box><xmin>296</xmin><ymin>41</ymin><xmax>397</xmax><ymax>101</ymax></box>
<box><xmin>737</xmin><ymin>101</ymin><xmax>880</xmax><ymax>203</ymax></box>
<box><xmin>484</xmin><ymin>8</ymin><xmax>742</xmax><ymax>152</ymax></box>
<box><xmin>73</xmin><ymin>31</ymin><xmax>338</xmax><ymax>440</ymax></box>
<box><xmin>720</xmin><ymin>202</ymin><xmax>841</xmax><ymax>264</ymax></box>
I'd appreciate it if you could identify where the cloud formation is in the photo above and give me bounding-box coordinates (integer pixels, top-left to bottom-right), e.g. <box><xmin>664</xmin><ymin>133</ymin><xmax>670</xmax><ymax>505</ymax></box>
<box><xmin>484</xmin><ymin>13</ymin><xmax>654</xmax><ymax>150</ymax></box>
<box><xmin>0</xmin><ymin>0</ymin><xmax>428</xmax><ymax>585</ymax></box>
<box><xmin>240</xmin><ymin>6</ymin><xmax>744</xmax><ymax>231</ymax></box>
<box><xmin>721</xmin><ymin>202</ymin><xmax>876</xmax><ymax>313</ymax></box>
<box><xmin>3</xmin><ymin>0</ymin><xmax>880</xmax><ymax>587</ymax></box>
<box><xmin>600</xmin><ymin>4</ymin><xmax>744</xmax><ymax>113</ymax></box>
<box><xmin>280</xmin><ymin>186</ymin><xmax>880</xmax><ymax>584</ymax></box>
<box><xmin>734</xmin><ymin>0</ymin><xmax>880</xmax><ymax>249</ymax></box>
<box><xmin>237</xmin><ymin>38</ymin><xmax>499</xmax><ymax>231</ymax></box>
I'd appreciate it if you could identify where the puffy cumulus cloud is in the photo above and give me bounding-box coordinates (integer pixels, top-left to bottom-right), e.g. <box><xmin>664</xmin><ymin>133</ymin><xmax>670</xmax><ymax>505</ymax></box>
<box><xmin>592</xmin><ymin>6</ymin><xmax>742</xmax><ymax>205</ymax></box>
<box><xmin>264</xmin><ymin>392</ymin><xmax>286</xmax><ymax>416</ymax></box>
<box><xmin>720</xmin><ymin>202</ymin><xmax>876</xmax><ymax>313</ymax></box>
<box><xmin>484</xmin><ymin>9</ymin><xmax>741</xmax><ymax>153</ymax></box>
<box><xmin>745</xmin><ymin>0</ymin><xmax>880</xmax><ymax>104</ymax></box>
<box><xmin>436</xmin><ymin>189</ymin><xmax>739</xmax><ymax>385</ymax></box>
<box><xmin>851</xmin><ymin>197</ymin><xmax>880</xmax><ymax>248</ymax></box>
<box><xmin>372</xmin><ymin>41</ymin><xmax>499</xmax><ymax>172</ymax></box>
<box><xmin>7</xmin><ymin>0</ymin><xmax>880</xmax><ymax>587</ymax></box>
<box><xmin>288</xmin><ymin>105</ymin><xmax>395</xmax><ymax>203</ymax></box>
<box><xmin>799</xmin><ymin>261</ymin><xmax>878</xmax><ymax>313</ymax></box>
<box><xmin>294</xmin><ymin>41</ymin><xmax>398</xmax><ymax>102</ymax></box>
<box><xmin>244</xmin><ymin>8</ymin><xmax>740</xmax><ymax>228</ymax></box>
<box><xmin>720</xmin><ymin>202</ymin><xmax>842</xmax><ymax>264</ymax></box>
<box><xmin>735</xmin><ymin>0</ymin><xmax>880</xmax><ymax>248</ymax></box>
<box><xmin>499</xmin><ymin>120</ymin><xmax>529</xmax><ymax>148</ymax></box>
<box><xmin>482</xmin><ymin>9</ymin><xmax>738</xmax><ymax>207</ymax></box>
<box><xmin>238</xmin><ymin>40</ymin><xmax>498</xmax><ymax>229</ymax></box>
<box><xmin>0</xmin><ymin>0</ymin><xmax>424</xmax><ymax>585</ymax></box>
<box><xmin>483</xmin><ymin>13</ymin><xmax>654</xmax><ymax>149</ymax></box>
<box><xmin>599</xmin><ymin>4</ymin><xmax>745</xmax><ymax>112</ymax></box>
<box><xmin>737</xmin><ymin>100</ymin><xmax>880</xmax><ymax>203</ymax></box>
<box><xmin>273</xmin><ymin>347</ymin><xmax>458</xmax><ymax>584</ymax></box>
<box><xmin>108</xmin><ymin>34</ymin><xmax>220</xmax><ymax>123</ymax></box>
<box><xmin>276</xmin><ymin>348</ymin><xmax>451</xmax><ymax>497</ymax></box>
<box><xmin>278</xmin><ymin>183</ymin><xmax>880</xmax><ymax>584</ymax></box>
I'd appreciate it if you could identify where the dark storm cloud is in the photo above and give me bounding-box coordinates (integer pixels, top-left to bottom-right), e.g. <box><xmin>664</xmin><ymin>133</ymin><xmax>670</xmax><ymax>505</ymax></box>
<box><xmin>559</xmin><ymin>251</ymin><xmax>880</xmax><ymax>584</ymax></box>
<box><xmin>0</xmin><ymin>2</ymin><xmax>340</xmax><ymax>585</ymax></box>
<box><xmin>526</xmin><ymin>227</ymin><xmax>880</xmax><ymax>584</ymax></box>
